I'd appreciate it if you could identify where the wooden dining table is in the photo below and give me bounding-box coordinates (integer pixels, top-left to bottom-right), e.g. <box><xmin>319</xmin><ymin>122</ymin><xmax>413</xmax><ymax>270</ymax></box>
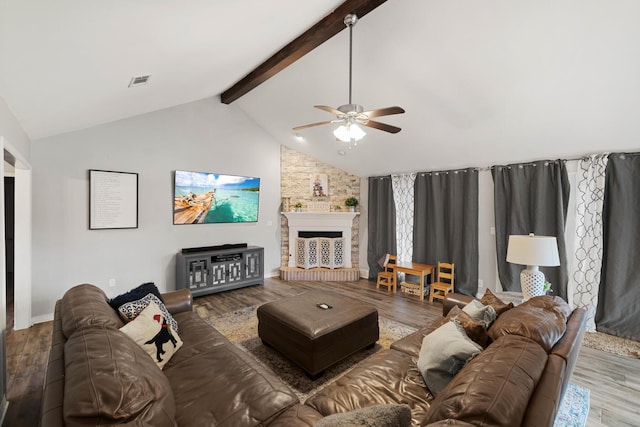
<box><xmin>390</xmin><ymin>261</ymin><xmax>434</xmax><ymax>301</ymax></box>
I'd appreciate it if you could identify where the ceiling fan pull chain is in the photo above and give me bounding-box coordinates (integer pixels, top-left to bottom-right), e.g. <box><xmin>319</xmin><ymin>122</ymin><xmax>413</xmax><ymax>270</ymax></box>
<box><xmin>348</xmin><ymin>15</ymin><xmax>354</xmax><ymax>105</ymax></box>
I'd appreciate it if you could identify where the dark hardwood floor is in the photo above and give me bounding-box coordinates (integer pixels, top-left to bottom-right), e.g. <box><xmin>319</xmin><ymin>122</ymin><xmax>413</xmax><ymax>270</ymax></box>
<box><xmin>4</xmin><ymin>278</ymin><xmax>639</xmax><ymax>426</ymax></box>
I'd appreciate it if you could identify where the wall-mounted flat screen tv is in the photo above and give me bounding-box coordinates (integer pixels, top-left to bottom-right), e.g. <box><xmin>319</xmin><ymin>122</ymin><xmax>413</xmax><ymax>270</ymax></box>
<box><xmin>173</xmin><ymin>170</ymin><xmax>260</xmax><ymax>224</ymax></box>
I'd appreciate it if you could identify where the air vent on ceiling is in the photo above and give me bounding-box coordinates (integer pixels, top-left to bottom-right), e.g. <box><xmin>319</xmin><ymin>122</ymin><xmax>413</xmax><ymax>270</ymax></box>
<box><xmin>128</xmin><ymin>75</ymin><xmax>151</xmax><ymax>87</ymax></box>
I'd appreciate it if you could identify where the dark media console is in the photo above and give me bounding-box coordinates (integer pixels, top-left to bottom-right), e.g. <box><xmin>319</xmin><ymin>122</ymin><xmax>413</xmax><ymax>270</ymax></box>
<box><xmin>176</xmin><ymin>245</ymin><xmax>264</xmax><ymax>297</ymax></box>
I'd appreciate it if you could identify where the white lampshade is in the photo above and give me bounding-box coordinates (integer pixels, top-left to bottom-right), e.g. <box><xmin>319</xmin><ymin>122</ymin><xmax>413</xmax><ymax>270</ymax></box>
<box><xmin>506</xmin><ymin>234</ymin><xmax>560</xmax><ymax>267</ymax></box>
<box><xmin>507</xmin><ymin>233</ymin><xmax>559</xmax><ymax>300</ymax></box>
<box><xmin>333</xmin><ymin>123</ymin><xmax>366</xmax><ymax>142</ymax></box>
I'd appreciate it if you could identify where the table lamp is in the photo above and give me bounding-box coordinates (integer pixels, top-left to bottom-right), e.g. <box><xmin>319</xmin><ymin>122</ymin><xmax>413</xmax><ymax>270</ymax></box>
<box><xmin>506</xmin><ymin>233</ymin><xmax>560</xmax><ymax>300</ymax></box>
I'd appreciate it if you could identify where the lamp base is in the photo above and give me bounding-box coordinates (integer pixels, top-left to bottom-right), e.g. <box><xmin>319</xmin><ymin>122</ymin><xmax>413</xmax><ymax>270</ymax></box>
<box><xmin>520</xmin><ymin>268</ymin><xmax>545</xmax><ymax>301</ymax></box>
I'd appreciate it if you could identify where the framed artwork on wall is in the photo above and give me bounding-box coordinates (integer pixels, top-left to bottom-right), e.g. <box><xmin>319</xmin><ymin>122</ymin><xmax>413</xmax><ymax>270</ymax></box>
<box><xmin>89</xmin><ymin>169</ymin><xmax>138</xmax><ymax>230</ymax></box>
<box><xmin>310</xmin><ymin>173</ymin><xmax>328</xmax><ymax>197</ymax></box>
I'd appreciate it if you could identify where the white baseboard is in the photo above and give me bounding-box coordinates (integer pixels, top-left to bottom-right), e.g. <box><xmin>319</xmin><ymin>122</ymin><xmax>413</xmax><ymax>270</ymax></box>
<box><xmin>30</xmin><ymin>313</ymin><xmax>54</xmax><ymax>326</ymax></box>
<box><xmin>266</xmin><ymin>270</ymin><xmax>280</xmax><ymax>278</ymax></box>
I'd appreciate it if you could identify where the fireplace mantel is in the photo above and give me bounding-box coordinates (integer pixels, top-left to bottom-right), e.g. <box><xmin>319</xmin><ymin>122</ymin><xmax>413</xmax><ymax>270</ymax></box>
<box><xmin>283</xmin><ymin>212</ymin><xmax>359</xmax><ymax>268</ymax></box>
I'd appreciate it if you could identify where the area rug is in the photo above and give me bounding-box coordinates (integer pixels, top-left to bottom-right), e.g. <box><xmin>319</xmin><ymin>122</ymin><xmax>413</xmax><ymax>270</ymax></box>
<box><xmin>554</xmin><ymin>383</ymin><xmax>590</xmax><ymax>427</ymax></box>
<box><xmin>583</xmin><ymin>331</ymin><xmax>640</xmax><ymax>359</ymax></box>
<box><xmin>202</xmin><ymin>305</ymin><xmax>417</xmax><ymax>400</ymax></box>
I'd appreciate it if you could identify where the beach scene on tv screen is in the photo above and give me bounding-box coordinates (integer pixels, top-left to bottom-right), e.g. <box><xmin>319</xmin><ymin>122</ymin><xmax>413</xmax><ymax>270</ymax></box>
<box><xmin>174</xmin><ymin>171</ymin><xmax>260</xmax><ymax>224</ymax></box>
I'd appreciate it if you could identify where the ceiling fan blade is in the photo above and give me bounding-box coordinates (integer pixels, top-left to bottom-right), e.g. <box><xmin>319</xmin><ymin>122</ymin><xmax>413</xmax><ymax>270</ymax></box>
<box><xmin>314</xmin><ymin>105</ymin><xmax>343</xmax><ymax>116</ymax></box>
<box><xmin>292</xmin><ymin>120</ymin><xmax>336</xmax><ymax>131</ymax></box>
<box><xmin>361</xmin><ymin>119</ymin><xmax>401</xmax><ymax>134</ymax></box>
<box><xmin>361</xmin><ymin>106</ymin><xmax>405</xmax><ymax>118</ymax></box>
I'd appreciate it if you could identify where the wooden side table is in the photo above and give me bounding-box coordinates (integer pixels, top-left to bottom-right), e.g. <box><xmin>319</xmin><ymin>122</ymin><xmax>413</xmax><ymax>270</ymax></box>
<box><xmin>391</xmin><ymin>261</ymin><xmax>434</xmax><ymax>301</ymax></box>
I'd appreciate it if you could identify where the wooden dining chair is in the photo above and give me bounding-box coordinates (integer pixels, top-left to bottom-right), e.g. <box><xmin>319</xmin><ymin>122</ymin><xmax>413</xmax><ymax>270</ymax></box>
<box><xmin>376</xmin><ymin>255</ymin><xmax>397</xmax><ymax>293</ymax></box>
<box><xmin>429</xmin><ymin>262</ymin><xmax>455</xmax><ymax>303</ymax></box>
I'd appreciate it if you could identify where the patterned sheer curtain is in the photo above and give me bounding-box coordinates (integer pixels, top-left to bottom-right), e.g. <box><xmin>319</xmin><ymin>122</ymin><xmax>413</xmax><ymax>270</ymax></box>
<box><xmin>569</xmin><ymin>154</ymin><xmax>608</xmax><ymax>331</ymax></box>
<box><xmin>391</xmin><ymin>173</ymin><xmax>417</xmax><ymax>264</ymax></box>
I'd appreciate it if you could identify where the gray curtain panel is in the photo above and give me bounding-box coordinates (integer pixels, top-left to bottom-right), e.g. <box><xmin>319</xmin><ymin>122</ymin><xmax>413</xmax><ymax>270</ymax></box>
<box><xmin>596</xmin><ymin>153</ymin><xmax>640</xmax><ymax>341</ymax></box>
<box><xmin>413</xmin><ymin>169</ymin><xmax>479</xmax><ymax>296</ymax></box>
<box><xmin>367</xmin><ymin>176</ymin><xmax>397</xmax><ymax>280</ymax></box>
<box><xmin>492</xmin><ymin>160</ymin><xmax>570</xmax><ymax>300</ymax></box>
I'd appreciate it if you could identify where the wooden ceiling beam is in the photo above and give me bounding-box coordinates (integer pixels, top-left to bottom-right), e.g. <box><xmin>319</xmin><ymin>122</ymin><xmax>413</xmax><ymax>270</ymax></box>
<box><xmin>220</xmin><ymin>0</ymin><xmax>388</xmax><ymax>104</ymax></box>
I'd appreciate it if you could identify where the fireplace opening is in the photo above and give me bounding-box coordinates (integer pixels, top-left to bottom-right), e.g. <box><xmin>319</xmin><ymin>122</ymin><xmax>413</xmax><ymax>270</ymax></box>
<box><xmin>298</xmin><ymin>231</ymin><xmax>343</xmax><ymax>238</ymax></box>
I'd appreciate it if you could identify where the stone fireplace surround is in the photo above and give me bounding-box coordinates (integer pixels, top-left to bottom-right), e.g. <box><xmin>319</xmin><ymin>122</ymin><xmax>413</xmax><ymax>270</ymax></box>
<box><xmin>280</xmin><ymin>212</ymin><xmax>360</xmax><ymax>281</ymax></box>
<box><xmin>283</xmin><ymin>212</ymin><xmax>358</xmax><ymax>267</ymax></box>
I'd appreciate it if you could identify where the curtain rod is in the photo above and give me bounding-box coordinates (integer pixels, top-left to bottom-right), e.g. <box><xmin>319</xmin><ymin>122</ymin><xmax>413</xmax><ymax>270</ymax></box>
<box><xmin>381</xmin><ymin>151</ymin><xmax>619</xmax><ymax>177</ymax></box>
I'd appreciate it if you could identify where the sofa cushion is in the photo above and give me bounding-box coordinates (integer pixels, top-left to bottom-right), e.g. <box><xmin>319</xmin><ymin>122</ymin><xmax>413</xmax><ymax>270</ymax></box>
<box><xmin>162</xmin><ymin>313</ymin><xmax>299</xmax><ymax>426</ymax></box>
<box><xmin>120</xmin><ymin>301</ymin><xmax>183</xmax><ymax>369</ymax></box>
<box><xmin>306</xmin><ymin>349</ymin><xmax>433</xmax><ymax>422</ymax></box>
<box><xmin>315</xmin><ymin>404</ymin><xmax>412</xmax><ymax>427</ymax></box>
<box><xmin>421</xmin><ymin>334</ymin><xmax>548</xmax><ymax>427</ymax></box>
<box><xmin>480</xmin><ymin>288</ymin><xmax>515</xmax><ymax>316</ymax></box>
<box><xmin>390</xmin><ymin>321</ymin><xmax>441</xmax><ymax>358</ymax></box>
<box><xmin>108</xmin><ymin>281</ymin><xmax>163</xmax><ymax>309</ymax></box>
<box><xmin>63</xmin><ymin>326</ymin><xmax>176</xmax><ymax>426</ymax></box>
<box><xmin>117</xmin><ymin>292</ymin><xmax>179</xmax><ymax>333</ymax></box>
<box><xmin>488</xmin><ymin>304</ymin><xmax>567</xmax><ymax>352</ymax></box>
<box><xmin>60</xmin><ymin>284</ymin><xmax>124</xmax><ymax>338</ymax></box>
<box><xmin>523</xmin><ymin>295</ymin><xmax>573</xmax><ymax>321</ymax></box>
<box><xmin>417</xmin><ymin>321</ymin><xmax>482</xmax><ymax>396</ymax></box>
<box><xmin>462</xmin><ymin>300</ymin><xmax>496</xmax><ymax>328</ymax></box>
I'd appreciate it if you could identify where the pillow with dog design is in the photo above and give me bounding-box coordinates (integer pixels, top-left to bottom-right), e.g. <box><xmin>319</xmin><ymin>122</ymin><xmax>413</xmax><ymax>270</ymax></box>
<box><xmin>120</xmin><ymin>301</ymin><xmax>183</xmax><ymax>369</ymax></box>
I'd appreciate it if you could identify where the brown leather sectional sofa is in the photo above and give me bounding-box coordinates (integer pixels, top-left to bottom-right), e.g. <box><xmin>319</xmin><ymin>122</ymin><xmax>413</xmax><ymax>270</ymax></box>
<box><xmin>41</xmin><ymin>285</ymin><xmax>586</xmax><ymax>427</ymax></box>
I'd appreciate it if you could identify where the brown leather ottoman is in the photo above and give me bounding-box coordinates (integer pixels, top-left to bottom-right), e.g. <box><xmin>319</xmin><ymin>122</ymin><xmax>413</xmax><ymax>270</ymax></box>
<box><xmin>257</xmin><ymin>290</ymin><xmax>379</xmax><ymax>378</ymax></box>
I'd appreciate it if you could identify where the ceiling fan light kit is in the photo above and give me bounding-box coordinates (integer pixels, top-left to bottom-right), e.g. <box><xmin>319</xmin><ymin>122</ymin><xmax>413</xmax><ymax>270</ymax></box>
<box><xmin>334</xmin><ymin>123</ymin><xmax>366</xmax><ymax>143</ymax></box>
<box><xmin>293</xmin><ymin>13</ymin><xmax>405</xmax><ymax>152</ymax></box>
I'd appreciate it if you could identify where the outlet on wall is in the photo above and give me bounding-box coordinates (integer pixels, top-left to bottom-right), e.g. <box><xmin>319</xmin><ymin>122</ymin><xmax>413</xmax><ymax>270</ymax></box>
<box><xmin>108</xmin><ymin>279</ymin><xmax>116</xmax><ymax>288</ymax></box>
<box><xmin>478</xmin><ymin>279</ymin><xmax>484</xmax><ymax>289</ymax></box>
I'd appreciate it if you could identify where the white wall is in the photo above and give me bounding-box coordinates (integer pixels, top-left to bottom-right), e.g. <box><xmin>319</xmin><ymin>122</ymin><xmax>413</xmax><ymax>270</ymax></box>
<box><xmin>477</xmin><ymin>170</ymin><xmax>498</xmax><ymax>294</ymax></box>
<box><xmin>0</xmin><ymin>97</ymin><xmax>31</xmax><ymax>160</ymax></box>
<box><xmin>31</xmin><ymin>99</ymin><xmax>282</xmax><ymax>320</ymax></box>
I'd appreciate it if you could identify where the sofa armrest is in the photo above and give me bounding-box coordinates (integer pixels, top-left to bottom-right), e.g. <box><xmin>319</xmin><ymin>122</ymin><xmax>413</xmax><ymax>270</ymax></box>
<box><xmin>162</xmin><ymin>289</ymin><xmax>193</xmax><ymax>314</ymax></box>
<box><xmin>442</xmin><ymin>293</ymin><xmax>474</xmax><ymax>316</ymax></box>
<box><xmin>551</xmin><ymin>307</ymin><xmax>587</xmax><ymax>402</ymax></box>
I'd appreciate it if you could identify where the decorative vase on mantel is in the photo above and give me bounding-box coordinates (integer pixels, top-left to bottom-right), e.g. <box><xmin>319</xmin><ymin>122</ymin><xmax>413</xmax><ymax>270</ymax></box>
<box><xmin>349</xmin><ymin>206</ymin><xmax>355</xmax><ymax>212</ymax></box>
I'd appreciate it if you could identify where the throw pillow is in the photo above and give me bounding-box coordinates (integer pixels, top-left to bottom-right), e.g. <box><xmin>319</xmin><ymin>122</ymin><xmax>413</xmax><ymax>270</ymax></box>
<box><xmin>446</xmin><ymin>306</ymin><xmax>490</xmax><ymax>348</ymax></box>
<box><xmin>118</xmin><ymin>292</ymin><xmax>179</xmax><ymax>333</ymax></box>
<box><xmin>120</xmin><ymin>301</ymin><xmax>183</xmax><ymax>369</ymax></box>
<box><xmin>462</xmin><ymin>300</ymin><xmax>497</xmax><ymax>328</ymax></box>
<box><xmin>109</xmin><ymin>282</ymin><xmax>163</xmax><ymax>309</ymax></box>
<box><xmin>316</xmin><ymin>404</ymin><xmax>412</xmax><ymax>427</ymax></box>
<box><xmin>480</xmin><ymin>288</ymin><xmax>515</xmax><ymax>316</ymax></box>
<box><xmin>417</xmin><ymin>321</ymin><xmax>482</xmax><ymax>396</ymax></box>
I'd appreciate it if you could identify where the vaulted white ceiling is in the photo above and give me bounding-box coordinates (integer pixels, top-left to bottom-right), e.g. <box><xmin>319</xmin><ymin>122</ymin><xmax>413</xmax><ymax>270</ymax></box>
<box><xmin>2</xmin><ymin>0</ymin><xmax>640</xmax><ymax>176</ymax></box>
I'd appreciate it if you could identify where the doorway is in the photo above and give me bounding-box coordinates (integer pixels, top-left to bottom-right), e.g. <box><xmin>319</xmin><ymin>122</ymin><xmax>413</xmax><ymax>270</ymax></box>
<box><xmin>3</xmin><ymin>167</ymin><xmax>13</xmax><ymax>331</ymax></box>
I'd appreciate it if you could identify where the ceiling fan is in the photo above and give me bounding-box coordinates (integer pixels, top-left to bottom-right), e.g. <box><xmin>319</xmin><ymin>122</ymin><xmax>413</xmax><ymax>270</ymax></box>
<box><xmin>293</xmin><ymin>14</ymin><xmax>405</xmax><ymax>146</ymax></box>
